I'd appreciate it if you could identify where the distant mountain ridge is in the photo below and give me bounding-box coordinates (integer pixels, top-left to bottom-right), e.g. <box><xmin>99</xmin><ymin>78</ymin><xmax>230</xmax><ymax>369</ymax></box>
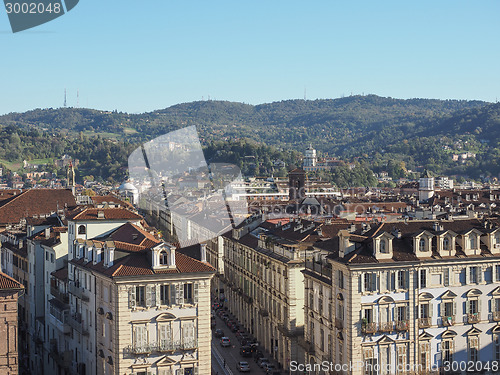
<box><xmin>0</xmin><ymin>95</ymin><xmax>499</xmax><ymax>180</ymax></box>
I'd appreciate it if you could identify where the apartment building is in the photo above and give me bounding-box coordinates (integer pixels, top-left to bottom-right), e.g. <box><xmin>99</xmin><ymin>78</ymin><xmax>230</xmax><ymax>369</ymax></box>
<box><xmin>303</xmin><ymin>218</ymin><xmax>500</xmax><ymax>374</ymax></box>
<box><xmin>67</xmin><ymin>221</ymin><xmax>215</xmax><ymax>375</ymax></box>
<box><xmin>221</xmin><ymin>216</ymin><xmax>335</xmax><ymax>371</ymax></box>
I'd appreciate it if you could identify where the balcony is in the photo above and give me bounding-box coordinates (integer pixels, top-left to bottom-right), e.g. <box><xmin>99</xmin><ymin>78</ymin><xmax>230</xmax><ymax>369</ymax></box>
<box><xmin>68</xmin><ymin>312</ymin><xmax>89</xmax><ymax>336</ymax></box>
<box><xmin>335</xmin><ymin>318</ymin><xmax>344</xmax><ymax>330</ymax></box>
<box><xmin>68</xmin><ymin>281</ymin><xmax>89</xmax><ymax>302</ymax></box>
<box><xmin>441</xmin><ymin>316</ymin><xmax>455</xmax><ymax>326</ymax></box>
<box><xmin>361</xmin><ymin>322</ymin><xmax>377</xmax><ymax>334</ymax></box>
<box><xmin>297</xmin><ymin>336</ymin><xmax>315</xmax><ymax>354</ymax></box>
<box><xmin>492</xmin><ymin>311</ymin><xmax>500</xmax><ymax>322</ymax></box>
<box><xmin>125</xmin><ymin>340</ymin><xmax>198</xmax><ymax>355</ymax></box>
<box><xmin>49</xmin><ymin>347</ymin><xmax>72</xmax><ymax>369</ymax></box>
<box><xmin>467</xmin><ymin>313</ymin><xmax>480</xmax><ymax>324</ymax></box>
<box><xmin>50</xmin><ymin>286</ymin><xmax>69</xmax><ymax>304</ymax></box>
<box><xmin>395</xmin><ymin>320</ymin><xmax>409</xmax><ymax>331</ymax></box>
<box><xmin>418</xmin><ymin>318</ymin><xmax>431</xmax><ymax>328</ymax></box>
<box><xmin>379</xmin><ymin>321</ymin><xmax>393</xmax><ymax>332</ymax></box>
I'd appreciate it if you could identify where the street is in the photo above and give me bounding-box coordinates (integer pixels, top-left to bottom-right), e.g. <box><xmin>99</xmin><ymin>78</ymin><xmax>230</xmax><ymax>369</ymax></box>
<box><xmin>211</xmin><ymin>307</ymin><xmax>272</xmax><ymax>375</ymax></box>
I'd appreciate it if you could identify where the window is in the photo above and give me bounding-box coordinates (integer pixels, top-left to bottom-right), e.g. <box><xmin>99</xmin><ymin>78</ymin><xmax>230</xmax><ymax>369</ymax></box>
<box><xmin>320</xmin><ymin>329</ymin><xmax>325</xmax><ymax>351</ymax></box>
<box><xmin>78</xmin><ymin>225</ymin><xmax>86</xmax><ymax>235</ymax></box>
<box><xmin>363</xmin><ymin>307</ymin><xmax>373</xmax><ymax>323</ymax></box>
<box><xmin>468</xmin><ymin>299</ymin><xmax>478</xmax><ymax>315</ymax></box>
<box><xmin>470</xmin><ymin>235</ymin><xmax>476</xmax><ymax>250</ymax></box>
<box><xmin>380</xmin><ymin>239</ymin><xmax>387</xmax><ymax>253</ymax></box>
<box><xmin>160</xmin><ymin>284</ymin><xmax>170</xmax><ymax>305</ymax></box>
<box><xmin>443</xmin><ymin>237</ymin><xmax>450</xmax><ymax>250</ymax></box>
<box><xmin>469</xmin><ymin>267</ymin><xmax>481</xmax><ymax>284</ymax></box>
<box><xmin>159</xmin><ymin>250</ymin><xmax>168</xmax><ymax>265</ymax></box>
<box><xmin>396</xmin><ymin>306</ymin><xmax>407</xmax><ymax>322</ymax></box>
<box><xmin>363</xmin><ymin>347</ymin><xmax>376</xmax><ymax>375</ymax></box>
<box><xmin>443</xmin><ymin>268</ymin><xmax>450</xmax><ymax>287</ymax></box>
<box><xmin>442</xmin><ymin>340</ymin><xmax>453</xmax><ymax>364</ymax></box>
<box><xmin>363</xmin><ymin>273</ymin><xmax>377</xmax><ymax>292</ymax></box>
<box><xmin>420</xmin><ymin>303</ymin><xmax>430</xmax><ymax>319</ymax></box>
<box><xmin>338</xmin><ymin>270</ymin><xmax>344</xmax><ymax>289</ymax></box>
<box><xmin>443</xmin><ymin>301</ymin><xmax>454</xmax><ymax>317</ymax></box>
<box><xmin>494</xmin><ymin>333</ymin><xmax>500</xmax><ymax>361</ymax></box>
<box><xmin>134</xmin><ymin>325</ymin><xmax>147</xmax><ymax>350</ymax></box>
<box><xmin>396</xmin><ymin>345</ymin><xmax>407</xmax><ymax>374</ymax></box>
<box><xmin>419</xmin><ymin>238</ymin><xmax>426</xmax><ymax>252</ymax></box>
<box><xmin>309</xmin><ymin>322</ymin><xmax>314</xmax><ymax>345</ymax></box>
<box><xmin>419</xmin><ymin>342</ymin><xmax>430</xmax><ymax>371</ymax></box>
<box><xmin>468</xmin><ymin>336</ymin><xmax>479</xmax><ymax>362</ymax></box>
<box><xmin>158</xmin><ymin>323</ymin><xmax>172</xmax><ymax>350</ymax></box>
<box><xmin>419</xmin><ymin>270</ymin><xmax>427</xmax><ymax>288</ymax></box>
<box><xmin>495</xmin><ymin>265</ymin><xmax>500</xmax><ymax>282</ymax></box>
<box><xmin>397</xmin><ymin>271</ymin><xmax>407</xmax><ymax>290</ymax></box>
<box><xmin>136</xmin><ymin>286</ymin><xmax>146</xmax><ymax>307</ymax></box>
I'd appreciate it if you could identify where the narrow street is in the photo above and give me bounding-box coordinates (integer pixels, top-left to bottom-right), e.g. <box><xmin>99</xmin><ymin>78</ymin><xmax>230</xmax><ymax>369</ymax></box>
<box><xmin>211</xmin><ymin>306</ymin><xmax>276</xmax><ymax>375</ymax></box>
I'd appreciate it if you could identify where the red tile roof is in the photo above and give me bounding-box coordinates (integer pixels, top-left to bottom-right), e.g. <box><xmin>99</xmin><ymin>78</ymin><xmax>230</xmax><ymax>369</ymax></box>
<box><xmin>67</xmin><ymin>207</ymin><xmax>142</xmax><ymax>221</ymax></box>
<box><xmin>70</xmin><ymin>250</ymin><xmax>215</xmax><ymax>278</ymax></box>
<box><xmin>0</xmin><ymin>189</ymin><xmax>76</xmax><ymax>225</ymax></box>
<box><xmin>0</xmin><ymin>272</ymin><xmax>23</xmax><ymax>290</ymax></box>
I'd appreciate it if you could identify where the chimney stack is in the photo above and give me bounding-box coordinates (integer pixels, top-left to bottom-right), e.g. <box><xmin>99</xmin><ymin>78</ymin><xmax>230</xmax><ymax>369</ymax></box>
<box><xmin>200</xmin><ymin>243</ymin><xmax>207</xmax><ymax>262</ymax></box>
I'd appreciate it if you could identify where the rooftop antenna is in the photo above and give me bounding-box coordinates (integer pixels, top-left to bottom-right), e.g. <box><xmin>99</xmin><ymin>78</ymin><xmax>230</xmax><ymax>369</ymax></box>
<box><xmin>77</xmin><ymin>90</ymin><xmax>79</xmax><ymax>108</ymax></box>
<box><xmin>64</xmin><ymin>89</ymin><xmax>67</xmax><ymax>107</ymax></box>
<box><xmin>304</xmin><ymin>87</ymin><xmax>307</xmax><ymax>100</ymax></box>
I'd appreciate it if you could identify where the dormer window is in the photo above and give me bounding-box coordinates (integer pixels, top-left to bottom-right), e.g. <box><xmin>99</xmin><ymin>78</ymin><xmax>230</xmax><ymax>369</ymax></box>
<box><xmin>469</xmin><ymin>236</ymin><xmax>476</xmax><ymax>250</ymax></box>
<box><xmin>380</xmin><ymin>240</ymin><xmax>387</xmax><ymax>253</ymax></box>
<box><xmin>159</xmin><ymin>250</ymin><xmax>168</xmax><ymax>265</ymax></box>
<box><xmin>419</xmin><ymin>238</ymin><xmax>426</xmax><ymax>252</ymax></box>
<box><xmin>443</xmin><ymin>237</ymin><xmax>450</xmax><ymax>251</ymax></box>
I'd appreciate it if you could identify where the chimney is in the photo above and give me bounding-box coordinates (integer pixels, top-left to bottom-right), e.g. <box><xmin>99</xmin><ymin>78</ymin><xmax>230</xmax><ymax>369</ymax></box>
<box><xmin>45</xmin><ymin>227</ymin><xmax>50</xmax><ymax>239</ymax></box>
<box><xmin>200</xmin><ymin>243</ymin><xmax>207</xmax><ymax>262</ymax></box>
<box><xmin>97</xmin><ymin>211</ymin><xmax>105</xmax><ymax>219</ymax></box>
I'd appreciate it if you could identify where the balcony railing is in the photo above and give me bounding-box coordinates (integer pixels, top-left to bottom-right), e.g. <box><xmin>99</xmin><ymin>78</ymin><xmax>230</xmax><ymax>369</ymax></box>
<box><xmin>68</xmin><ymin>281</ymin><xmax>90</xmax><ymax>302</ymax></box>
<box><xmin>492</xmin><ymin>311</ymin><xmax>500</xmax><ymax>322</ymax></box>
<box><xmin>418</xmin><ymin>317</ymin><xmax>432</xmax><ymax>328</ymax></box>
<box><xmin>361</xmin><ymin>322</ymin><xmax>377</xmax><ymax>334</ymax></box>
<box><xmin>49</xmin><ymin>347</ymin><xmax>72</xmax><ymax>369</ymax></box>
<box><xmin>50</xmin><ymin>286</ymin><xmax>69</xmax><ymax>304</ymax></box>
<box><xmin>68</xmin><ymin>312</ymin><xmax>89</xmax><ymax>336</ymax></box>
<box><xmin>467</xmin><ymin>313</ymin><xmax>480</xmax><ymax>324</ymax></box>
<box><xmin>441</xmin><ymin>315</ymin><xmax>455</xmax><ymax>326</ymax></box>
<box><xmin>395</xmin><ymin>320</ymin><xmax>409</xmax><ymax>331</ymax></box>
<box><xmin>379</xmin><ymin>322</ymin><xmax>393</xmax><ymax>332</ymax></box>
<box><xmin>125</xmin><ymin>339</ymin><xmax>198</xmax><ymax>355</ymax></box>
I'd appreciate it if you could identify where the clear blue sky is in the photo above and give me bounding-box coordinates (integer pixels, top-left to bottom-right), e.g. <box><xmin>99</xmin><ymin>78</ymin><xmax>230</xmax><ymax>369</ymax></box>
<box><xmin>1</xmin><ymin>0</ymin><xmax>499</xmax><ymax>115</ymax></box>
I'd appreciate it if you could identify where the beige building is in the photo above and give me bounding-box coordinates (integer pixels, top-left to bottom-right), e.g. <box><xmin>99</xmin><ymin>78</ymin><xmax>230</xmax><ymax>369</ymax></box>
<box><xmin>303</xmin><ymin>218</ymin><xmax>500</xmax><ymax>375</ymax></box>
<box><xmin>68</xmin><ymin>217</ymin><xmax>215</xmax><ymax>375</ymax></box>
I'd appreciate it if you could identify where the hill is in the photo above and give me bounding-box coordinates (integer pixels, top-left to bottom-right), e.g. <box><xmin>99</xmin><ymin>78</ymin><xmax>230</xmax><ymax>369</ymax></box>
<box><xmin>0</xmin><ymin>95</ymin><xmax>499</xmax><ymax>182</ymax></box>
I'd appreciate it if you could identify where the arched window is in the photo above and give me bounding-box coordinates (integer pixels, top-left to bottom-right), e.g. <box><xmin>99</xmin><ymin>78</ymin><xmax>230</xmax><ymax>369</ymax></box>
<box><xmin>380</xmin><ymin>239</ymin><xmax>387</xmax><ymax>253</ymax></box>
<box><xmin>78</xmin><ymin>225</ymin><xmax>86</xmax><ymax>235</ymax></box>
<box><xmin>419</xmin><ymin>238</ymin><xmax>426</xmax><ymax>252</ymax></box>
<box><xmin>159</xmin><ymin>250</ymin><xmax>168</xmax><ymax>265</ymax></box>
<box><xmin>469</xmin><ymin>236</ymin><xmax>476</xmax><ymax>250</ymax></box>
<box><xmin>443</xmin><ymin>237</ymin><xmax>450</xmax><ymax>251</ymax></box>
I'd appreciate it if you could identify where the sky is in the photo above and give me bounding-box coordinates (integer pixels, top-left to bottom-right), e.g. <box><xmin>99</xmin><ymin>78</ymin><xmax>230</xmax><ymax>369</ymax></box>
<box><xmin>0</xmin><ymin>0</ymin><xmax>499</xmax><ymax>115</ymax></box>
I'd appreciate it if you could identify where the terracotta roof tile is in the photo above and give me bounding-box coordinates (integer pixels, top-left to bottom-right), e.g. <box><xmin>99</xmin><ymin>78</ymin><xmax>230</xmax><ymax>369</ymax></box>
<box><xmin>67</xmin><ymin>207</ymin><xmax>142</xmax><ymax>221</ymax></box>
<box><xmin>0</xmin><ymin>189</ymin><xmax>76</xmax><ymax>225</ymax></box>
<box><xmin>0</xmin><ymin>271</ymin><xmax>23</xmax><ymax>290</ymax></box>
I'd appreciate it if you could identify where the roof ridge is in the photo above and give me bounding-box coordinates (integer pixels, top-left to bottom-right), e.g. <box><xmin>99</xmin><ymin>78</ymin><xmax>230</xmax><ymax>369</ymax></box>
<box><xmin>0</xmin><ymin>190</ymin><xmax>28</xmax><ymax>209</ymax></box>
<box><xmin>111</xmin><ymin>264</ymin><xmax>124</xmax><ymax>277</ymax></box>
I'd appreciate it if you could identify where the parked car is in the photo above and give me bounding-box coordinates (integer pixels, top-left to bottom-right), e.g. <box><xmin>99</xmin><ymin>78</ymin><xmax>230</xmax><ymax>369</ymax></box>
<box><xmin>264</xmin><ymin>363</ymin><xmax>276</xmax><ymax>373</ymax></box>
<box><xmin>220</xmin><ymin>337</ymin><xmax>231</xmax><ymax>347</ymax></box>
<box><xmin>214</xmin><ymin>329</ymin><xmax>225</xmax><ymax>338</ymax></box>
<box><xmin>257</xmin><ymin>357</ymin><xmax>269</xmax><ymax>368</ymax></box>
<box><xmin>231</xmin><ymin>324</ymin><xmax>240</xmax><ymax>333</ymax></box>
<box><xmin>253</xmin><ymin>350</ymin><xmax>264</xmax><ymax>360</ymax></box>
<box><xmin>239</xmin><ymin>346</ymin><xmax>252</xmax><ymax>357</ymax></box>
<box><xmin>237</xmin><ymin>361</ymin><xmax>251</xmax><ymax>372</ymax></box>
